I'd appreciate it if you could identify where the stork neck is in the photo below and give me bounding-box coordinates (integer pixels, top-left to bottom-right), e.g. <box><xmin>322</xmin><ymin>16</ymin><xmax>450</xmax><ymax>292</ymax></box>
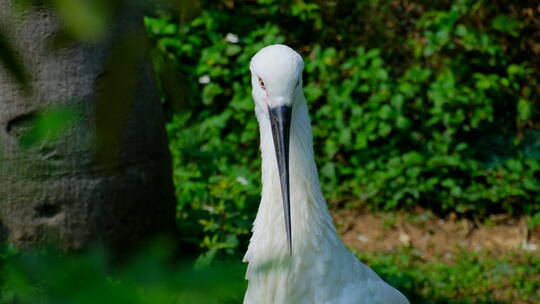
<box><xmin>260</xmin><ymin>96</ymin><xmax>321</xmax><ymax>209</ymax></box>
<box><xmin>247</xmin><ymin>94</ymin><xmax>337</xmax><ymax>259</ymax></box>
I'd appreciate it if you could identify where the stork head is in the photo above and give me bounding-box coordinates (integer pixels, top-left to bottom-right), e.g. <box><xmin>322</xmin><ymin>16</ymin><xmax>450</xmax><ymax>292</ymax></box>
<box><xmin>250</xmin><ymin>44</ymin><xmax>304</xmax><ymax>109</ymax></box>
<box><xmin>250</xmin><ymin>44</ymin><xmax>304</xmax><ymax>255</ymax></box>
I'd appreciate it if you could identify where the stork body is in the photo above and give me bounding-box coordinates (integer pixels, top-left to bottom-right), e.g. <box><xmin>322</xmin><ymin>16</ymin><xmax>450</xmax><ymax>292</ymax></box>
<box><xmin>243</xmin><ymin>45</ymin><xmax>409</xmax><ymax>304</ymax></box>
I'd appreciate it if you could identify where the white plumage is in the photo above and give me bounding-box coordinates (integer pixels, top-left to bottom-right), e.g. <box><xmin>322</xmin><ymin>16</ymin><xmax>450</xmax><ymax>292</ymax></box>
<box><xmin>243</xmin><ymin>44</ymin><xmax>410</xmax><ymax>304</ymax></box>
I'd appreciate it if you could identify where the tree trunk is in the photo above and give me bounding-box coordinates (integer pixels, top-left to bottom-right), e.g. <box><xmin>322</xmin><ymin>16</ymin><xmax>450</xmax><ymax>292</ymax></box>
<box><xmin>0</xmin><ymin>0</ymin><xmax>177</xmax><ymax>255</ymax></box>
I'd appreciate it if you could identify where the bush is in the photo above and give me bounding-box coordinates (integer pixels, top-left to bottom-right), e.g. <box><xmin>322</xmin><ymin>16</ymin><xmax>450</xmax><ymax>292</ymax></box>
<box><xmin>2</xmin><ymin>246</ymin><xmax>538</xmax><ymax>303</ymax></box>
<box><xmin>145</xmin><ymin>0</ymin><xmax>540</xmax><ymax>256</ymax></box>
<box><xmin>359</xmin><ymin>249</ymin><xmax>540</xmax><ymax>303</ymax></box>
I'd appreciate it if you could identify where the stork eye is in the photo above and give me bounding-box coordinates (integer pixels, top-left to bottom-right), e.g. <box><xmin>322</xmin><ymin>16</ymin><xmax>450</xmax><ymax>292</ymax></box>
<box><xmin>258</xmin><ymin>78</ymin><xmax>266</xmax><ymax>90</ymax></box>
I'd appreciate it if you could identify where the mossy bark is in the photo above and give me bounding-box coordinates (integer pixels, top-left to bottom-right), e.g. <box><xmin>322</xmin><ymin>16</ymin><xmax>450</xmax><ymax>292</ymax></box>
<box><xmin>0</xmin><ymin>0</ymin><xmax>177</xmax><ymax>255</ymax></box>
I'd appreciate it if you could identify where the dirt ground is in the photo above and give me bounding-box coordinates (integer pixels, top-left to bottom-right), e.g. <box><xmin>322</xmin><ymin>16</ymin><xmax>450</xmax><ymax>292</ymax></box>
<box><xmin>332</xmin><ymin>208</ymin><xmax>540</xmax><ymax>260</ymax></box>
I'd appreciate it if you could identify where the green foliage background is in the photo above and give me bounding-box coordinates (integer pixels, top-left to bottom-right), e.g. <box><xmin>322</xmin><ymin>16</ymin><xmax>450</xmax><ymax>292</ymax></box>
<box><xmin>0</xmin><ymin>0</ymin><xmax>539</xmax><ymax>303</ymax></box>
<box><xmin>145</xmin><ymin>0</ymin><xmax>540</xmax><ymax>256</ymax></box>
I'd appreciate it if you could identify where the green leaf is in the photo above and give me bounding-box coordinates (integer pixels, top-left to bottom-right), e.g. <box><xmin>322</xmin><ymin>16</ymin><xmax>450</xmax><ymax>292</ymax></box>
<box><xmin>202</xmin><ymin>83</ymin><xmax>223</xmax><ymax>105</ymax></box>
<box><xmin>491</xmin><ymin>15</ymin><xmax>521</xmax><ymax>37</ymax></box>
<box><xmin>517</xmin><ymin>99</ymin><xmax>532</xmax><ymax>122</ymax></box>
<box><xmin>225</xmin><ymin>45</ymin><xmax>242</xmax><ymax>56</ymax></box>
<box><xmin>379</xmin><ymin>104</ymin><xmax>394</xmax><ymax>120</ymax></box>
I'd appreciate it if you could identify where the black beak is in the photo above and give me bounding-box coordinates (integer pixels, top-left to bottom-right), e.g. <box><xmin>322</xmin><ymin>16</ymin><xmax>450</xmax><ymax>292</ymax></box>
<box><xmin>268</xmin><ymin>105</ymin><xmax>292</xmax><ymax>255</ymax></box>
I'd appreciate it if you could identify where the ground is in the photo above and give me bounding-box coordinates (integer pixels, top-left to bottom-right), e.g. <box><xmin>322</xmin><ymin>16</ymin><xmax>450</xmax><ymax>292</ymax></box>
<box><xmin>333</xmin><ymin>208</ymin><xmax>540</xmax><ymax>259</ymax></box>
<box><xmin>332</xmin><ymin>209</ymin><xmax>540</xmax><ymax>303</ymax></box>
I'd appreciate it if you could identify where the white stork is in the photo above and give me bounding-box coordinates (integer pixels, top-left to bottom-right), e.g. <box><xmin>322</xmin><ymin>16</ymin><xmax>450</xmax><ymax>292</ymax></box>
<box><xmin>243</xmin><ymin>44</ymin><xmax>410</xmax><ymax>304</ymax></box>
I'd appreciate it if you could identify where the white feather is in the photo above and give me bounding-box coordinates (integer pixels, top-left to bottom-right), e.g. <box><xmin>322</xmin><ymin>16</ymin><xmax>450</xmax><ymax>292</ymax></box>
<box><xmin>244</xmin><ymin>44</ymin><xmax>409</xmax><ymax>304</ymax></box>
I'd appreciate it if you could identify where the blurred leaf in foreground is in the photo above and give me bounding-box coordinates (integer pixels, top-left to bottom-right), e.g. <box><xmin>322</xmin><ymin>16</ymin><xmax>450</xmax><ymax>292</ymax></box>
<box><xmin>94</xmin><ymin>30</ymin><xmax>147</xmax><ymax>165</ymax></box>
<box><xmin>1</xmin><ymin>242</ymin><xmax>246</xmax><ymax>304</ymax></box>
<box><xmin>52</xmin><ymin>0</ymin><xmax>111</xmax><ymax>42</ymax></box>
<box><xmin>0</xmin><ymin>28</ymin><xmax>30</xmax><ymax>93</ymax></box>
<box><xmin>13</xmin><ymin>0</ymin><xmax>112</xmax><ymax>43</ymax></box>
<box><xmin>16</xmin><ymin>106</ymin><xmax>78</xmax><ymax>149</ymax></box>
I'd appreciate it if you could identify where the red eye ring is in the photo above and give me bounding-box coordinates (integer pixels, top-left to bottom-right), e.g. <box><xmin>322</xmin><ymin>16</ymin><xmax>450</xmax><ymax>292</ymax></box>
<box><xmin>258</xmin><ymin>77</ymin><xmax>266</xmax><ymax>89</ymax></box>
